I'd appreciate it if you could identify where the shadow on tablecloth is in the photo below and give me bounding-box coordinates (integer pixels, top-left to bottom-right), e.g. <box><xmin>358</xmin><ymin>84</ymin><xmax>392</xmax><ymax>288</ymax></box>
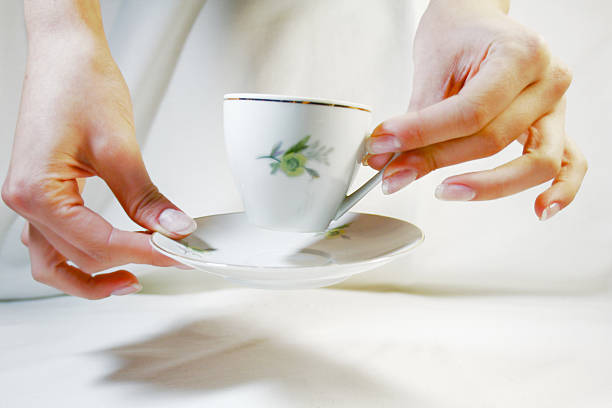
<box><xmin>101</xmin><ymin>316</ymin><xmax>425</xmax><ymax>405</ymax></box>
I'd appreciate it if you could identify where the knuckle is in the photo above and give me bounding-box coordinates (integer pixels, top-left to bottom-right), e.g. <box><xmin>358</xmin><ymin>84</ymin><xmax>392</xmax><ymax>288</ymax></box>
<box><xmin>2</xmin><ymin>178</ymin><xmax>34</xmax><ymax>213</ymax></box>
<box><xmin>459</xmin><ymin>96</ymin><xmax>490</xmax><ymax>132</ymax></box>
<box><xmin>129</xmin><ymin>183</ymin><xmax>163</xmax><ymax>221</ymax></box>
<box><xmin>84</xmin><ymin>228</ymin><xmax>120</xmax><ymax>269</ymax></box>
<box><xmin>421</xmin><ymin>147</ymin><xmax>440</xmax><ymax>174</ymax></box>
<box><xmin>550</xmin><ymin>62</ymin><xmax>573</xmax><ymax>97</ymax></box>
<box><xmin>2</xmin><ymin>177</ymin><xmax>66</xmax><ymax>215</ymax></box>
<box><xmin>85</xmin><ymin>247</ymin><xmax>112</xmax><ymax>271</ymax></box>
<box><xmin>520</xmin><ymin>32</ymin><xmax>550</xmax><ymax>68</ymax></box>
<box><xmin>20</xmin><ymin>232</ymin><xmax>29</xmax><ymax>247</ymax></box>
<box><xmin>91</xmin><ymin>137</ymin><xmax>121</xmax><ymax>161</ymax></box>
<box><xmin>503</xmin><ymin>32</ymin><xmax>550</xmax><ymax>72</ymax></box>
<box><xmin>31</xmin><ymin>267</ymin><xmax>49</xmax><ymax>284</ymax></box>
<box><xmin>391</xmin><ymin>150</ymin><xmax>435</xmax><ymax>177</ymax></box>
<box><xmin>535</xmin><ymin>151</ymin><xmax>562</xmax><ymax>178</ymax></box>
<box><xmin>578</xmin><ymin>153</ymin><xmax>589</xmax><ymax>175</ymax></box>
<box><xmin>90</xmin><ymin>132</ymin><xmax>136</xmax><ymax>163</ymax></box>
<box><xmin>411</xmin><ymin>110</ymin><xmax>427</xmax><ymax>148</ymax></box>
<box><xmin>477</xmin><ymin>127</ymin><xmax>509</xmax><ymax>156</ymax></box>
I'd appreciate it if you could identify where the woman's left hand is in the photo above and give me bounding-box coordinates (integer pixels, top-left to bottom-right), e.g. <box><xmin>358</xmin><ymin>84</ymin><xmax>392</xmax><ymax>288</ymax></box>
<box><xmin>364</xmin><ymin>0</ymin><xmax>587</xmax><ymax>220</ymax></box>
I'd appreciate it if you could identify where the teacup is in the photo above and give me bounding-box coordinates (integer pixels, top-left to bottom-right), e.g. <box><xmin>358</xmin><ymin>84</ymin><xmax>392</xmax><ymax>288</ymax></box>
<box><xmin>224</xmin><ymin>93</ymin><xmax>388</xmax><ymax>232</ymax></box>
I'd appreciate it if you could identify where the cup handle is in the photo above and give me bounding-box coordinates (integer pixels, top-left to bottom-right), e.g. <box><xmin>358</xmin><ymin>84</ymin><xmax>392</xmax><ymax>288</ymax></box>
<box><xmin>333</xmin><ymin>152</ymin><xmax>400</xmax><ymax>221</ymax></box>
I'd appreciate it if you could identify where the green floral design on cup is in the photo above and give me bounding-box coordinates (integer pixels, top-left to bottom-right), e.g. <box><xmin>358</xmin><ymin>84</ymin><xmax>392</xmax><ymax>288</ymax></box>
<box><xmin>257</xmin><ymin>135</ymin><xmax>333</xmax><ymax>179</ymax></box>
<box><xmin>280</xmin><ymin>152</ymin><xmax>307</xmax><ymax>177</ymax></box>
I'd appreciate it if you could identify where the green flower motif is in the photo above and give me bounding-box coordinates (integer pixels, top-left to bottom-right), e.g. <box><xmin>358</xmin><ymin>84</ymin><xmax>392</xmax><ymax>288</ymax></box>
<box><xmin>257</xmin><ymin>135</ymin><xmax>332</xmax><ymax>180</ymax></box>
<box><xmin>322</xmin><ymin>223</ymin><xmax>351</xmax><ymax>240</ymax></box>
<box><xmin>280</xmin><ymin>152</ymin><xmax>307</xmax><ymax>177</ymax></box>
<box><xmin>180</xmin><ymin>242</ymin><xmax>217</xmax><ymax>255</ymax></box>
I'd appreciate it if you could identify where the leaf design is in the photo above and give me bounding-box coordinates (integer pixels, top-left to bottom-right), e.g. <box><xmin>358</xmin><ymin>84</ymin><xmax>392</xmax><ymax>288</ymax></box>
<box><xmin>270</xmin><ymin>162</ymin><xmax>280</xmax><ymax>174</ymax></box>
<box><xmin>333</xmin><ymin>223</ymin><xmax>351</xmax><ymax>230</ymax></box>
<box><xmin>305</xmin><ymin>167</ymin><xmax>320</xmax><ymax>178</ymax></box>
<box><xmin>270</xmin><ymin>141</ymin><xmax>283</xmax><ymax>157</ymax></box>
<box><xmin>181</xmin><ymin>243</ymin><xmax>217</xmax><ymax>254</ymax></box>
<box><xmin>304</xmin><ymin>140</ymin><xmax>334</xmax><ymax>165</ymax></box>
<box><xmin>322</xmin><ymin>223</ymin><xmax>352</xmax><ymax>239</ymax></box>
<box><xmin>284</xmin><ymin>135</ymin><xmax>311</xmax><ymax>155</ymax></box>
<box><xmin>257</xmin><ymin>135</ymin><xmax>329</xmax><ymax>180</ymax></box>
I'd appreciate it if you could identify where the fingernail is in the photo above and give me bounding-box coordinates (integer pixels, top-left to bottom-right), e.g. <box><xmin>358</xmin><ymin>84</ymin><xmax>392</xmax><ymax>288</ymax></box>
<box><xmin>435</xmin><ymin>183</ymin><xmax>476</xmax><ymax>201</ymax></box>
<box><xmin>362</xmin><ymin>154</ymin><xmax>371</xmax><ymax>166</ymax></box>
<box><xmin>382</xmin><ymin>169</ymin><xmax>418</xmax><ymax>195</ymax></box>
<box><xmin>366</xmin><ymin>135</ymin><xmax>402</xmax><ymax>154</ymax></box>
<box><xmin>111</xmin><ymin>283</ymin><xmax>142</xmax><ymax>296</ymax></box>
<box><xmin>540</xmin><ymin>202</ymin><xmax>561</xmax><ymax>221</ymax></box>
<box><xmin>158</xmin><ymin>209</ymin><xmax>197</xmax><ymax>236</ymax></box>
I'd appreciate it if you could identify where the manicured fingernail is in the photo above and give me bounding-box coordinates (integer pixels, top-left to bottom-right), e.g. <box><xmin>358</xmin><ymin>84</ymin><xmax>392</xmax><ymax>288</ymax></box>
<box><xmin>366</xmin><ymin>135</ymin><xmax>402</xmax><ymax>154</ymax></box>
<box><xmin>111</xmin><ymin>283</ymin><xmax>142</xmax><ymax>296</ymax></box>
<box><xmin>362</xmin><ymin>154</ymin><xmax>371</xmax><ymax>166</ymax></box>
<box><xmin>540</xmin><ymin>202</ymin><xmax>561</xmax><ymax>221</ymax></box>
<box><xmin>382</xmin><ymin>169</ymin><xmax>418</xmax><ymax>195</ymax></box>
<box><xmin>158</xmin><ymin>209</ymin><xmax>197</xmax><ymax>236</ymax></box>
<box><xmin>435</xmin><ymin>183</ymin><xmax>476</xmax><ymax>201</ymax></box>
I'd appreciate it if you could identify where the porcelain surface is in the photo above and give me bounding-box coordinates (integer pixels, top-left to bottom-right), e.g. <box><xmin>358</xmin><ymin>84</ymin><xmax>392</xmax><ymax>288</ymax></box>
<box><xmin>151</xmin><ymin>212</ymin><xmax>424</xmax><ymax>289</ymax></box>
<box><xmin>224</xmin><ymin>93</ymin><xmax>373</xmax><ymax>232</ymax></box>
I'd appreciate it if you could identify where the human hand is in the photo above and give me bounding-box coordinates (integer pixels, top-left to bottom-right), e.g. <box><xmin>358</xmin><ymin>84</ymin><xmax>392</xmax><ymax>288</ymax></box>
<box><xmin>2</xmin><ymin>1</ymin><xmax>195</xmax><ymax>299</ymax></box>
<box><xmin>365</xmin><ymin>0</ymin><xmax>587</xmax><ymax>220</ymax></box>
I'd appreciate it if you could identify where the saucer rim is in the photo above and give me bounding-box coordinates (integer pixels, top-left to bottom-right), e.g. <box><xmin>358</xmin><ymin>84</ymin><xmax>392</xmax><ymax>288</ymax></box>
<box><xmin>150</xmin><ymin>211</ymin><xmax>424</xmax><ymax>273</ymax></box>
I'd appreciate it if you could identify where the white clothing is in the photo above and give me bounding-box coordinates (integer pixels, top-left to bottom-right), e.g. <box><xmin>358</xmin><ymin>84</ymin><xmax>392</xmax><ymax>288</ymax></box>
<box><xmin>0</xmin><ymin>0</ymin><xmax>610</xmax><ymax>300</ymax></box>
<box><xmin>2</xmin><ymin>2</ymin><xmax>612</xmax><ymax>407</ymax></box>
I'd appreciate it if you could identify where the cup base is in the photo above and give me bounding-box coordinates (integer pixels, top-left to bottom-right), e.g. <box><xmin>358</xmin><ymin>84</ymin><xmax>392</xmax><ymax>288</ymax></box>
<box><xmin>246</xmin><ymin>217</ymin><xmax>331</xmax><ymax>233</ymax></box>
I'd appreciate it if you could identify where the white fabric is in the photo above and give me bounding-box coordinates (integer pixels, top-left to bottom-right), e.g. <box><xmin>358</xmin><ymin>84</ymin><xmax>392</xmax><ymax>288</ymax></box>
<box><xmin>2</xmin><ymin>288</ymin><xmax>612</xmax><ymax>407</ymax></box>
<box><xmin>1</xmin><ymin>0</ymin><xmax>611</xmax><ymax>299</ymax></box>
<box><xmin>1</xmin><ymin>1</ymin><xmax>612</xmax><ymax>406</ymax></box>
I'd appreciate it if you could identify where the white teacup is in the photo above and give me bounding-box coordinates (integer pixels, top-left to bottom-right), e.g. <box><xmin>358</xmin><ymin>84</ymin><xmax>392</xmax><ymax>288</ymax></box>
<box><xmin>224</xmin><ymin>93</ymin><xmax>389</xmax><ymax>232</ymax></box>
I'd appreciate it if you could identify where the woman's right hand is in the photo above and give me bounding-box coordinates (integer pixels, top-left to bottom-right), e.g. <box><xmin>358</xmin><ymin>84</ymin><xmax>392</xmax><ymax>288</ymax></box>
<box><xmin>2</xmin><ymin>0</ymin><xmax>195</xmax><ymax>299</ymax></box>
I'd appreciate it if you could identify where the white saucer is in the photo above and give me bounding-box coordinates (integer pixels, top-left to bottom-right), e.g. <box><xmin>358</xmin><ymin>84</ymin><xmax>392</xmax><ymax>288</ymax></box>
<box><xmin>151</xmin><ymin>212</ymin><xmax>424</xmax><ymax>289</ymax></box>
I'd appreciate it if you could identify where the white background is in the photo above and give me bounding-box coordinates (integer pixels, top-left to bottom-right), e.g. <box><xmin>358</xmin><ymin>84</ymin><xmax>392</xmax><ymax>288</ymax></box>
<box><xmin>1</xmin><ymin>1</ymin><xmax>612</xmax><ymax>407</ymax></box>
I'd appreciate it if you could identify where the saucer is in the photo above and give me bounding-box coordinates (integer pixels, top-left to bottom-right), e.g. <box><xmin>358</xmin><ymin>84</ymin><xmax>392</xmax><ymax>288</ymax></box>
<box><xmin>151</xmin><ymin>212</ymin><xmax>424</xmax><ymax>289</ymax></box>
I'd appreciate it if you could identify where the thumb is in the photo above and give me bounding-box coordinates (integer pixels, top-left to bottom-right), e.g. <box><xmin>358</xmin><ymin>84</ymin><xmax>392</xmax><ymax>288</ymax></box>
<box><xmin>95</xmin><ymin>145</ymin><xmax>196</xmax><ymax>239</ymax></box>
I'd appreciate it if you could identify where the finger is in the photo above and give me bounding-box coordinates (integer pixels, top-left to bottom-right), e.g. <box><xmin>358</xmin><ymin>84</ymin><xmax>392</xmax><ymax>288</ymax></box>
<box><xmin>366</xmin><ymin>38</ymin><xmax>551</xmax><ymax>154</ymax></box>
<box><xmin>21</xmin><ymin>221</ymin><xmax>30</xmax><ymax>247</ymax></box>
<box><xmin>535</xmin><ymin>137</ymin><xmax>588</xmax><ymax>220</ymax></box>
<box><xmin>379</xmin><ymin>66</ymin><xmax>571</xmax><ymax>194</ymax></box>
<box><xmin>435</xmin><ymin>104</ymin><xmax>566</xmax><ymax>201</ymax></box>
<box><xmin>23</xmin><ymin>179</ymin><xmax>183</xmax><ymax>271</ymax></box>
<box><xmin>77</xmin><ymin>177</ymin><xmax>86</xmax><ymax>194</ymax></box>
<box><xmin>27</xmin><ymin>223</ymin><xmax>141</xmax><ymax>299</ymax></box>
<box><xmin>90</xmin><ymin>125</ymin><xmax>195</xmax><ymax>239</ymax></box>
<box><xmin>363</xmin><ymin>153</ymin><xmax>392</xmax><ymax>170</ymax></box>
<box><xmin>31</xmin><ymin>218</ymin><xmax>180</xmax><ymax>273</ymax></box>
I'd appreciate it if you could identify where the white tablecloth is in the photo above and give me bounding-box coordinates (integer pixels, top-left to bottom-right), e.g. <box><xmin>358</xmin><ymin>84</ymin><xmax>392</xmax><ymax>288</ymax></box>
<box><xmin>2</xmin><ymin>276</ymin><xmax>611</xmax><ymax>407</ymax></box>
<box><xmin>2</xmin><ymin>1</ymin><xmax>612</xmax><ymax>406</ymax></box>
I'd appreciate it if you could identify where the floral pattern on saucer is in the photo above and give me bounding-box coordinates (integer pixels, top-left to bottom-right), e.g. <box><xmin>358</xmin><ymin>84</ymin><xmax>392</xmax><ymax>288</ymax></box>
<box><xmin>175</xmin><ymin>236</ymin><xmax>217</xmax><ymax>259</ymax></box>
<box><xmin>257</xmin><ymin>135</ymin><xmax>333</xmax><ymax>179</ymax></box>
<box><xmin>321</xmin><ymin>223</ymin><xmax>351</xmax><ymax>240</ymax></box>
<box><xmin>151</xmin><ymin>212</ymin><xmax>424</xmax><ymax>289</ymax></box>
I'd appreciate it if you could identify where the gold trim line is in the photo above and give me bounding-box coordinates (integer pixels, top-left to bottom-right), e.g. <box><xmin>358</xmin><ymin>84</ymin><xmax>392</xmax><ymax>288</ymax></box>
<box><xmin>224</xmin><ymin>97</ymin><xmax>371</xmax><ymax>112</ymax></box>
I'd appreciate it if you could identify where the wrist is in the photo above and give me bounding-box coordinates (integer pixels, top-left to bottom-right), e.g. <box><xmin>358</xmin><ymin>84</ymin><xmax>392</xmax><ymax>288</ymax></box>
<box><xmin>24</xmin><ymin>0</ymin><xmax>109</xmax><ymax>53</ymax></box>
<box><xmin>429</xmin><ymin>0</ymin><xmax>510</xmax><ymax>15</ymax></box>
